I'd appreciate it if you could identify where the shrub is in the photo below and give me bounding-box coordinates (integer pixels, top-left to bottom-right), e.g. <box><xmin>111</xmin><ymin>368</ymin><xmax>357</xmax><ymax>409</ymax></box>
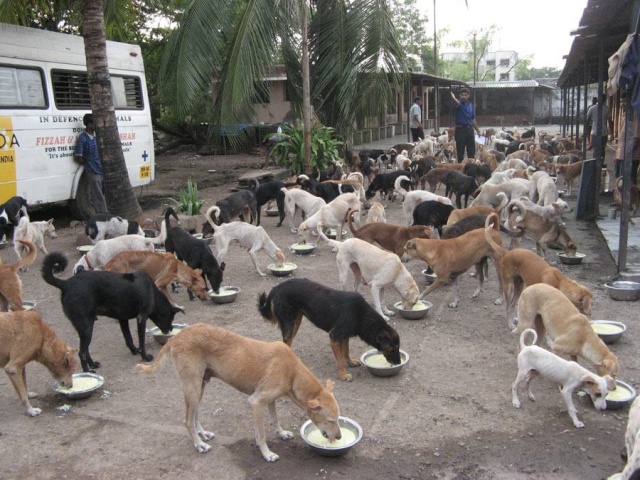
<box><xmin>268</xmin><ymin>123</ymin><xmax>342</xmax><ymax>174</ymax></box>
<box><xmin>169</xmin><ymin>178</ymin><xmax>205</xmax><ymax>215</ymax></box>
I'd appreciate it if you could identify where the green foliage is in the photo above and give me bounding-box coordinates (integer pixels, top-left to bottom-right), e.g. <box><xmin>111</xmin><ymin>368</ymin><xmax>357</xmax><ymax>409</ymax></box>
<box><xmin>269</xmin><ymin>124</ymin><xmax>342</xmax><ymax>175</ymax></box>
<box><xmin>169</xmin><ymin>178</ymin><xmax>205</xmax><ymax>215</ymax></box>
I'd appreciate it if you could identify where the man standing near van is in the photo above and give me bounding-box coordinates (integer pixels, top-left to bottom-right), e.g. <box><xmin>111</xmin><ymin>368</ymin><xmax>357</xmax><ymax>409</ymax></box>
<box><xmin>74</xmin><ymin>114</ymin><xmax>108</xmax><ymax>214</ymax></box>
<box><xmin>409</xmin><ymin>96</ymin><xmax>424</xmax><ymax>142</ymax></box>
<box><xmin>451</xmin><ymin>88</ymin><xmax>481</xmax><ymax>162</ymax></box>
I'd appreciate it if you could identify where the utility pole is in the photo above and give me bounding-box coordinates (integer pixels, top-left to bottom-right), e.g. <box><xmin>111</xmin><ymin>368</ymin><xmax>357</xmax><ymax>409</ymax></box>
<box><xmin>433</xmin><ymin>0</ymin><xmax>437</xmax><ymax>75</ymax></box>
<box><xmin>473</xmin><ymin>32</ymin><xmax>477</xmax><ymax>86</ymax></box>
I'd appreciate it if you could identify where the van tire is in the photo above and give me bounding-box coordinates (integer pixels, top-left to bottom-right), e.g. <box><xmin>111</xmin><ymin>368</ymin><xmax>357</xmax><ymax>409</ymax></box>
<box><xmin>69</xmin><ymin>173</ymin><xmax>97</xmax><ymax>220</ymax></box>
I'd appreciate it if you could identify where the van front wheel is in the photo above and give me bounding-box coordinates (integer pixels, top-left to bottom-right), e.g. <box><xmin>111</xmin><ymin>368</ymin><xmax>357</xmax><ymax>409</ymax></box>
<box><xmin>69</xmin><ymin>173</ymin><xmax>97</xmax><ymax>220</ymax></box>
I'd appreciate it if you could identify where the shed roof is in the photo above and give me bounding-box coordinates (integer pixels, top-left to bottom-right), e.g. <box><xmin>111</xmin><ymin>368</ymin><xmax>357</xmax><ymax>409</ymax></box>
<box><xmin>471</xmin><ymin>80</ymin><xmax>554</xmax><ymax>90</ymax></box>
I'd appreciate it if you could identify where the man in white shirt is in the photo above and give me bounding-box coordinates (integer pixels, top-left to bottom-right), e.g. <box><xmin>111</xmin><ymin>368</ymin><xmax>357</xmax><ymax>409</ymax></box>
<box><xmin>586</xmin><ymin>96</ymin><xmax>612</xmax><ymax>159</ymax></box>
<box><xmin>409</xmin><ymin>97</ymin><xmax>424</xmax><ymax>142</ymax></box>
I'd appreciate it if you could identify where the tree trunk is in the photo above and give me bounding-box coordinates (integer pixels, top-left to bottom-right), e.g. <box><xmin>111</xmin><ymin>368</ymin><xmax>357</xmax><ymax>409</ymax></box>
<box><xmin>82</xmin><ymin>0</ymin><xmax>142</xmax><ymax>219</ymax></box>
<box><xmin>301</xmin><ymin>3</ymin><xmax>312</xmax><ymax>174</ymax></box>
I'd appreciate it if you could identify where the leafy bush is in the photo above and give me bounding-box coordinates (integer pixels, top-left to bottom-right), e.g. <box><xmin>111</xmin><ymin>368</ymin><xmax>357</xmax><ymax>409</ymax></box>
<box><xmin>268</xmin><ymin>123</ymin><xmax>342</xmax><ymax>174</ymax></box>
<box><xmin>169</xmin><ymin>178</ymin><xmax>205</xmax><ymax>215</ymax></box>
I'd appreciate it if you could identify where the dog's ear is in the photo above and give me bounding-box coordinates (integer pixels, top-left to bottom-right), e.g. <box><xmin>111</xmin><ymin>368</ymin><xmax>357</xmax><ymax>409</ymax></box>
<box><xmin>219</xmin><ymin>262</ymin><xmax>226</xmax><ymax>271</ymax></box>
<box><xmin>193</xmin><ymin>268</ymin><xmax>202</xmax><ymax>275</ymax></box>
<box><xmin>307</xmin><ymin>399</ymin><xmax>321</xmax><ymax>411</ymax></box>
<box><xmin>325</xmin><ymin>379</ymin><xmax>335</xmax><ymax>393</ymax></box>
<box><xmin>580</xmin><ymin>375</ymin><xmax>597</xmax><ymax>386</ymax></box>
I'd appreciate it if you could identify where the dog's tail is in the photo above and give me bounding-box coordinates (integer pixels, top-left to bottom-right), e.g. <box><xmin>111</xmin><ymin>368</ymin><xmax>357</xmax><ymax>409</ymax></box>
<box><xmin>257</xmin><ymin>291</ymin><xmax>276</xmax><ymax>323</ymax></box>
<box><xmin>519</xmin><ymin>328</ymin><xmax>538</xmax><ymax>349</ymax></box>
<box><xmin>494</xmin><ymin>192</ymin><xmax>509</xmax><ymax>215</ymax></box>
<box><xmin>14</xmin><ymin>240</ymin><xmax>37</xmax><ymax>270</ymax></box>
<box><xmin>484</xmin><ymin>213</ymin><xmax>506</xmax><ymax>260</ymax></box>
<box><xmin>163</xmin><ymin>207</ymin><xmax>179</xmax><ymax>226</ymax></box>
<box><xmin>394</xmin><ymin>175</ymin><xmax>410</xmax><ymax>200</ymax></box>
<box><xmin>137</xmin><ymin>338</ymin><xmax>173</xmax><ymax>374</ymax></box>
<box><xmin>204</xmin><ymin>206</ymin><xmax>220</xmax><ymax>233</ymax></box>
<box><xmin>316</xmin><ymin>223</ymin><xmax>342</xmax><ymax>250</ymax></box>
<box><xmin>346</xmin><ymin>208</ymin><xmax>360</xmax><ymax>236</ymax></box>
<box><xmin>41</xmin><ymin>252</ymin><xmax>68</xmax><ymax>290</ymax></box>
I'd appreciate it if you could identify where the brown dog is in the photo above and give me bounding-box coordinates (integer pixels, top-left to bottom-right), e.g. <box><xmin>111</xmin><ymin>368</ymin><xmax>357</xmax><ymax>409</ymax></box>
<box><xmin>483</xmin><ymin>224</ymin><xmax>592</xmax><ymax>329</ymax></box>
<box><xmin>103</xmin><ymin>250</ymin><xmax>208</xmax><ymax>307</ymax></box>
<box><xmin>137</xmin><ymin>323</ymin><xmax>341</xmax><ymax>461</ymax></box>
<box><xmin>0</xmin><ymin>310</ymin><xmax>77</xmax><ymax>416</ymax></box>
<box><xmin>404</xmin><ymin>213</ymin><xmax>504</xmax><ymax>308</ymax></box>
<box><xmin>0</xmin><ymin>239</ymin><xmax>37</xmax><ymax>311</ymax></box>
<box><xmin>516</xmin><ymin>283</ymin><xmax>618</xmax><ymax>386</ymax></box>
<box><xmin>346</xmin><ymin>209</ymin><xmax>432</xmax><ymax>257</ymax></box>
<box><xmin>614</xmin><ymin>176</ymin><xmax>639</xmax><ymax>222</ymax></box>
<box><xmin>421</xmin><ymin>167</ymin><xmax>453</xmax><ymax>192</ymax></box>
<box><xmin>556</xmin><ymin>161</ymin><xmax>584</xmax><ymax>197</ymax></box>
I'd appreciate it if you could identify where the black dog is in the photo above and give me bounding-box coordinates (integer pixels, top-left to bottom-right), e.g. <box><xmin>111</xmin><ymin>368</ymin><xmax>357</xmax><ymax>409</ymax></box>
<box><xmin>445</xmin><ymin>170</ymin><xmax>479</xmax><ymax>209</ymax></box>
<box><xmin>255</xmin><ymin>180</ymin><xmax>287</xmax><ymax>227</ymax></box>
<box><xmin>410</xmin><ymin>158</ymin><xmax>437</xmax><ymax>186</ymax></box>
<box><xmin>258</xmin><ymin>278</ymin><xmax>401</xmax><ymax>382</ymax></box>
<box><xmin>214</xmin><ymin>187</ymin><xmax>258</xmax><ymax>225</ymax></box>
<box><xmin>412</xmin><ymin>200</ymin><xmax>454</xmax><ymax>237</ymax></box>
<box><xmin>163</xmin><ymin>208</ymin><xmax>224</xmax><ymax>296</ymax></box>
<box><xmin>85</xmin><ymin>213</ymin><xmax>144</xmax><ymax>243</ymax></box>
<box><xmin>41</xmin><ymin>252</ymin><xmax>181</xmax><ymax>372</ymax></box>
<box><xmin>0</xmin><ymin>196</ymin><xmax>28</xmax><ymax>240</ymax></box>
<box><xmin>463</xmin><ymin>163</ymin><xmax>492</xmax><ymax>185</ymax></box>
<box><xmin>365</xmin><ymin>169</ymin><xmax>411</xmax><ymax>201</ymax></box>
<box><xmin>442</xmin><ymin>214</ymin><xmax>512</xmax><ymax>239</ymax></box>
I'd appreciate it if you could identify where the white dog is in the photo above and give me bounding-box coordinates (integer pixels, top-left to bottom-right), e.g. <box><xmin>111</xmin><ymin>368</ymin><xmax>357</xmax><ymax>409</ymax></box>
<box><xmin>205</xmin><ymin>206</ymin><xmax>285</xmax><ymax>277</ymax></box>
<box><xmin>13</xmin><ymin>216</ymin><xmax>57</xmax><ymax>270</ymax></box>
<box><xmin>281</xmin><ymin>187</ymin><xmax>325</xmax><ymax>234</ymax></box>
<box><xmin>318</xmin><ymin>229</ymin><xmax>419</xmax><ymax>321</ymax></box>
<box><xmin>73</xmin><ymin>234</ymin><xmax>161</xmax><ymax>273</ymax></box>
<box><xmin>85</xmin><ymin>213</ymin><xmax>145</xmax><ymax>244</ymax></box>
<box><xmin>297</xmin><ymin>192</ymin><xmax>361</xmax><ymax>244</ymax></box>
<box><xmin>394</xmin><ymin>175</ymin><xmax>453</xmax><ymax>226</ymax></box>
<box><xmin>512</xmin><ymin>329</ymin><xmax>612</xmax><ymax>429</ymax></box>
<box><xmin>621</xmin><ymin>397</ymin><xmax>640</xmax><ymax>479</ymax></box>
<box><xmin>365</xmin><ymin>202</ymin><xmax>386</xmax><ymax>224</ymax></box>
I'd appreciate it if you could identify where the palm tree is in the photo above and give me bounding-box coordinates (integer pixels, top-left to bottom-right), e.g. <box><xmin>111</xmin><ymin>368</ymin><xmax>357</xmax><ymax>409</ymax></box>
<box><xmin>161</xmin><ymin>0</ymin><xmax>406</xmax><ymax>172</ymax></box>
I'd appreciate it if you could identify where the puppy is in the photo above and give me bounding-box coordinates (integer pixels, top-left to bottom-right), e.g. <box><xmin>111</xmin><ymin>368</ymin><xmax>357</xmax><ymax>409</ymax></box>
<box><xmin>411</xmin><ymin>200</ymin><xmax>454</xmax><ymax>237</ymax></box>
<box><xmin>85</xmin><ymin>213</ymin><xmax>144</xmax><ymax>244</ymax></box>
<box><xmin>394</xmin><ymin>175</ymin><xmax>452</xmax><ymax>226</ymax></box>
<box><xmin>213</xmin><ymin>188</ymin><xmax>258</xmax><ymax>224</ymax></box>
<box><xmin>282</xmin><ymin>187</ymin><xmax>326</xmax><ymax>233</ymax></box>
<box><xmin>258</xmin><ymin>278</ymin><xmax>401</xmax><ymax>382</ymax></box>
<box><xmin>42</xmin><ymin>252</ymin><xmax>182</xmax><ymax>372</ymax></box>
<box><xmin>516</xmin><ymin>283</ymin><xmax>619</xmax><ymax>383</ymax></box>
<box><xmin>0</xmin><ymin>240</ymin><xmax>37</xmax><ymax>311</ymax></box>
<box><xmin>0</xmin><ymin>196</ymin><xmax>28</xmax><ymax>240</ymax></box>
<box><xmin>404</xmin><ymin>214</ymin><xmax>504</xmax><ymax>308</ymax></box>
<box><xmin>0</xmin><ymin>310</ymin><xmax>77</xmax><ymax>416</ymax></box>
<box><xmin>512</xmin><ymin>329</ymin><xmax>611</xmax><ymax>429</ymax></box>
<box><xmin>365</xmin><ymin>201</ymin><xmax>386</xmax><ymax>224</ymax></box>
<box><xmin>12</xmin><ymin>216</ymin><xmax>57</xmax><ymax>271</ymax></box>
<box><xmin>73</xmin><ymin>234</ymin><xmax>159</xmax><ymax>274</ymax></box>
<box><xmin>137</xmin><ymin>323</ymin><xmax>342</xmax><ymax>460</ymax></box>
<box><xmin>346</xmin><ymin>209</ymin><xmax>432</xmax><ymax>258</ymax></box>
<box><xmin>621</xmin><ymin>397</ymin><xmax>640</xmax><ymax>479</ymax></box>
<box><xmin>556</xmin><ymin>161</ymin><xmax>584</xmax><ymax>197</ymax></box>
<box><xmin>298</xmin><ymin>192</ymin><xmax>361</xmax><ymax>244</ymax></box>
<box><xmin>205</xmin><ymin>206</ymin><xmax>285</xmax><ymax>277</ymax></box>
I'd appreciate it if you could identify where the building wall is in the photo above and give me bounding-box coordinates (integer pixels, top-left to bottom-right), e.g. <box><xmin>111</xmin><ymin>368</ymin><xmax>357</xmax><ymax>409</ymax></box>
<box><xmin>254</xmin><ymin>81</ymin><xmax>291</xmax><ymax>124</ymax></box>
<box><xmin>481</xmin><ymin>50</ymin><xmax>518</xmax><ymax>82</ymax></box>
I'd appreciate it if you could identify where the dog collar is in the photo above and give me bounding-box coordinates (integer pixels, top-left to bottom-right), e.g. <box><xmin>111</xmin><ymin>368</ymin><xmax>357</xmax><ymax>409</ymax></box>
<box><xmin>83</xmin><ymin>255</ymin><xmax>93</xmax><ymax>270</ymax></box>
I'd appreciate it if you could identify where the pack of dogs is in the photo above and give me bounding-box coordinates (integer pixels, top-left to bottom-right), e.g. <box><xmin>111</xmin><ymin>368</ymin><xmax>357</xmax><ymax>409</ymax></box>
<box><xmin>1</xmin><ymin>133</ymin><xmax>638</xmax><ymax>475</ymax></box>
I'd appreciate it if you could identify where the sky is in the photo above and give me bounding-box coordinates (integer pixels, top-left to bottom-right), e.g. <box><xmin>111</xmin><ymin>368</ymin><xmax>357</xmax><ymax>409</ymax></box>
<box><xmin>415</xmin><ymin>0</ymin><xmax>587</xmax><ymax>69</ymax></box>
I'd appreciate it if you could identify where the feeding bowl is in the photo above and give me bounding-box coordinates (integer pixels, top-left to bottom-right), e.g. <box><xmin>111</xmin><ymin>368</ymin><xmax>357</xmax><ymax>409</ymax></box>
<box><xmin>604</xmin><ymin>280</ymin><xmax>640</xmax><ymax>301</ymax></box>
<box><xmin>53</xmin><ymin>372</ymin><xmax>104</xmax><ymax>400</ymax></box>
<box><xmin>557</xmin><ymin>252</ymin><xmax>586</xmax><ymax>265</ymax></box>
<box><xmin>326</xmin><ymin>229</ymin><xmax>348</xmax><ymax>239</ymax></box>
<box><xmin>422</xmin><ymin>269</ymin><xmax>437</xmax><ymax>285</ymax></box>
<box><xmin>265</xmin><ymin>207</ymin><xmax>279</xmax><ymax>217</ymax></box>
<box><xmin>148</xmin><ymin>323</ymin><xmax>187</xmax><ymax>345</ymax></box>
<box><xmin>154</xmin><ymin>248</ymin><xmax>166</xmax><ymax>254</ymax></box>
<box><xmin>590</xmin><ymin>320</ymin><xmax>627</xmax><ymax>344</ymax></box>
<box><xmin>76</xmin><ymin>245</ymin><xmax>94</xmax><ymax>254</ymax></box>
<box><xmin>605</xmin><ymin>380</ymin><xmax>637</xmax><ymax>410</ymax></box>
<box><xmin>290</xmin><ymin>242</ymin><xmax>316</xmax><ymax>255</ymax></box>
<box><xmin>393</xmin><ymin>300</ymin><xmax>433</xmax><ymax>320</ymax></box>
<box><xmin>208</xmin><ymin>286</ymin><xmax>240</xmax><ymax>304</ymax></box>
<box><xmin>22</xmin><ymin>300</ymin><xmax>37</xmax><ymax>311</ymax></box>
<box><xmin>267</xmin><ymin>262</ymin><xmax>297</xmax><ymax>277</ymax></box>
<box><xmin>360</xmin><ymin>349</ymin><xmax>410</xmax><ymax>377</ymax></box>
<box><xmin>300</xmin><ymin>416</ymin><xmax>363</xmax><ymax>457</ymax></box>
<box><xmin>143</xmin><ymin>229</ymin><xmax>159</xmax><ymax>238</ymax></box>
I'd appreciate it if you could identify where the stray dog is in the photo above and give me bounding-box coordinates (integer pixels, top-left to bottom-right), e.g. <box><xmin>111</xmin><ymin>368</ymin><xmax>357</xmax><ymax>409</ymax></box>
<box><xmin>365</xmin><ymin>201</ymin><xmax>386</xmax><ymax>223</ymax></box>
<box><xmin>162</xmin><ymin>208</ymin><xmax>225</xmax><ymax>295</ymax></box>
<box><xmin>0</xmin><ymin>310</ymin><xmax>77</xmax><ymax>416</ymax></box>
<box><xmin>0</xmin><ymin>196</ymin><xmax>28</xmax><ymax>240</ymax></box>
<box><xmin>512</xmin><ymin>328</ymin><xmax>611</xmax><ymax>429</ymax></box>
<box><xmin>258</xmin><ymin>278</ymin><xmax>401</xmax><ymax>381</ymax></box>
<box><xmin>205</xmin><ymin>206</ymin><xmax>285</xmax><ymax>276</ymax></box>
<box><xmin>556</xmin><ymin>161</ymin><xmax>584</xmax><ymax>197</ymax></box>
<box><xmin>0</xmin><ymin>240</ymin><xmax>36</xmax><ymax>311</ymax></box>
<box><xmin>85</xmin><ymin>213</ymin><xmax>144</xmax><ymax>244</ymax></box>
<box><xmin>73</xmin><ymin>234</ymin><xmax>159</xmax><ymax>274</ymax></box>
<box><xmin>137</xmin><ymin>323</ymin><xmax>341</xmax><ymax>460</ymax></box>
<box><xmin>365</xmin><ymin>169</ymin><xmax>411</xmax><ymax>201</ymax></box>
<box><xmin>421</xmin><ymin>167</ymin><xmax>453</xmax><ymax>193</ymax></box>
<box><xmin>42</xmin><ymin>252</ymin><xmax>182</xmax><ymax>372</ymax></box>
<box><xmin>347</xmin><ymin>209</ymin><xmax>432</xmax><ymax>258</ymax></box>
<box><xmin>394</xmin><ymin>175</ymin><xmax>452</xmax><ymax>226</ymax></box>
<box><xmin>614</xmin><ymin>176</ymin><xmax>639</xmax><ymax>223</ymax></box>
<box><xmin>516</xmin><ymin>283</ymin><xmax>619</xmax><ymax>383</ymax></box>
<box><xmin>213</xmin><ymin>187</ymin><xmax>258</xmax><ymax>224</ymax></box>
<box><xmin>445</xmin><ymin>170</ymin><xmax>479</xmax><ymax>208</ymax></box>
<box><xmin>282</xmin><ymin>187</ymin><xmax>326</xmax><ymax>233</ymax></box>
<box><xmin>298</xmin><ymin>192</ymin><xmax>361</xmax><ymax>244</ymax></box>
<box><xmin>412</xmin><ymin>200</ymin><xmax>454</xmax><ymax>237</ymax></box>
<box><xmin>255</xmin><ymin>180</ymin><xmax>288</xmax><ymax>227</ymax></box>
<box><xmin>404</xmin><ymin>214</ymin><xmax>504</xmax><ymax>307</ymax></box>
<box><xmin>620</xmin><ymin>396</ymin><xmax>640</xmax><ymax>479</ymax></box>
<box><xmin>103</xmin><ymin>250</ymin><xmax>209</xmax><ymax>307</ymax></box>
<box><xmin>12</xmin><ymin>216</ymin><xmax>57</xmax><ymax>270</ymax></box>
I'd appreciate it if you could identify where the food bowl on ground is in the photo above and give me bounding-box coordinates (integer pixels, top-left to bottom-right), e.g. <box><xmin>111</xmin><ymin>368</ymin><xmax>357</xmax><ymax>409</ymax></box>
<box><xmin>300</xmin><ymin>416</ymin><xmax>363</xmax><ymax>457</ymax></box>
<box><xmin>422</xmin><ymin>269</ymin><xmax>437</xmax><ymax>285</ymax></box>
<box><xmin>360</xmin><ymin>349</ymin><xmax>410</xmax><ymax>377</ymax></box>
<box><xmin>605</xmin><ymin>380</ymin><xmax>637</xmax><ymax>410</ymax></box>
<box><xmin>265</xmin><ymin>207</ymin><xmax>279</xmax><ymax>217</ymax></box>
<box><xmin>557</xmin><ymin>252</ymin><xmax>586</xmax><ymax>265</ymax></box>
<box><xmin>22</xmin><ymin>300</ymin><xmax>36</xmax><ymax>311</ymax></box>
<box><xmin>154</xmin><ymin>248</ymin><xmax>166</xmax><ymax>254</ymax></box>
<box><xmin>604</xmin><ymin>280</ymin><xmax>640</xmax><ymax>301</ymax></box>
<box><xmin>148</xmin><ymin>323</ymin><xmax>187</xmax><ymax>345</ymax></box>
<box><xmin>267</xmin><ymin>262</ymin><xmax>297</xmax><ymax>277</ymax></box>
<box><xmin>208</xmin><ymin>286</ymin><xmax>240</xmax><ymax>304</ymax></box>
<box><xmin>590</xmin><ymin>320</ymin><xmax>627</xmax><ymax>344</ymax></box>
<box><xmin>53</xmin><ymin>372</ymin><xmax>104</xmax><ymax>400</ymax></box>
<box><xmin>76</xmin><ymin>245</ymin><xmax>94</xmax><ymax>254</ymax></box>
<box><xmin>290</xmin><ymin>242</ymin><xmax>317</xmax><ymax>255</ymax></box>
<box><xmin>143</xmin><ymin>229</ymin><xmax>159</xmax><ymax>238</ymax></box>
<box><xmin>393</xmin><ymin>300</ymin><xmax>433</xmax><ymax>320</ymax></box>
<box><xmin>326</xmin><ymin>229</ymin><xmax>348</xmax><ymax>239</ymax></box>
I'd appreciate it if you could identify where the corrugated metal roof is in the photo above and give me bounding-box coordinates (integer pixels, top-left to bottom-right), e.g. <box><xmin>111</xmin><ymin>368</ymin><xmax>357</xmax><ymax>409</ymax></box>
<box><xmin>471</xmin><ymin>80</ymin><xmax>554</xmax><ymax>89</ymax></box>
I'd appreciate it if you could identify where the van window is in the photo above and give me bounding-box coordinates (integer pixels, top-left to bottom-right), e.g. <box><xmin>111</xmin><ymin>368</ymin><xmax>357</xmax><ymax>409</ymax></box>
<box><xmin>0</xmin><ymin>65</ymin><xmax>47</xmax><ymax>108</ymax></box>
<box><xmin>51</xmin><ymin>69</ymin><xmax>144</xmax><ymax>110</ymax></box>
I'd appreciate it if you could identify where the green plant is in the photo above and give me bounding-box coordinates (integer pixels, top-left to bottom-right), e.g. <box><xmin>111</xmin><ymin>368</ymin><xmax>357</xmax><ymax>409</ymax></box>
<box><xmin>169</xmin><ymin>178</ymin><xmax>205</xmax><ymax>215</ymax></box>
<box><xmin>267</xmin><ymin>123</ymin><xmax>343</xmax><ymax>175</ymax></box>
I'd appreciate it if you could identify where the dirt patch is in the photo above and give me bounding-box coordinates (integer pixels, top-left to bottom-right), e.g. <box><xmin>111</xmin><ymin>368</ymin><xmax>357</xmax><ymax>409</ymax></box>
<box><xmin>0</xmin><ymin>145</ymin><xmax>637</xmax><ymax>480</ymax></box>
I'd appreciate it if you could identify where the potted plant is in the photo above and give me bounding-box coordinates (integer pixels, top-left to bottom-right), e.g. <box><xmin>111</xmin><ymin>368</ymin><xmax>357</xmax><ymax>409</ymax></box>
<box><xmin>168</xmin><ymin>178</ymin><xmax>206</xmax><ymax>232</ymax></box>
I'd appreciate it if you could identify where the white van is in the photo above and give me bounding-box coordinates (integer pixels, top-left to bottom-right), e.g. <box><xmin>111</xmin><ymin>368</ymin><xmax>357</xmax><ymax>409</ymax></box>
<box><xmin>0</xmin><ymin>23</ymin><xmax>154</xmax><ymax>218</ymax></box>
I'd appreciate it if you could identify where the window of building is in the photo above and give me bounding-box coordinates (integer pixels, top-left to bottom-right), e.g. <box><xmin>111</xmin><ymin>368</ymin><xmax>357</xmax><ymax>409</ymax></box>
<box><xmin>500</xmin><ymin>59</ymin><xmax>510</xmax><ymax>67</ymax></box>
<box><xmin>500</xmin><ymin>73</ymin><xmax>509</xmax><ymax>81</ymax></box>
<box><xmin>0</xmin><ymin>65</ymin><xmax>47</xmax><ymax>108</ymax></box>
<box><xmin>486</xmin><ymin>59</ymin><xmax>495</xmax><ymax>67</ymax></box>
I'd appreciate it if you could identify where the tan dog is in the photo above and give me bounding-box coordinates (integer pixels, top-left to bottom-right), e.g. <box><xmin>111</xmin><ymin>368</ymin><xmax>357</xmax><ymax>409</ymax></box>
<box><xmin>365</xmin><ymin>201</ymin><xmax>387</xmax><ymax>224</ymax></box>
<box><xmin>556</xmin><ymin>161</ymin><xmax>584</xmax><ymax>197</ymax></box>
<box><xmin>0</xmin><ymin>310</ymin><xmax>77</xmax><ymax>416</ymax></box>
<box><xmin>446</xmin><ymin>194</ymin><xmax>508</xmax><ymax>226</ymax></box>
<box><xmin>137</xmin><ymin>323</ymin><xmax>341</xmax><ymax>461</ymax></box>
<box><xmin>403</xmin><ymin>214</ymin><xmax>504</xmax><ymax>308</ymax></box>
<box><xmin>614</xmin><ymin>176</ymin><xmax>639</xmax><ymax>222</ymax></box>
<box><xmin>516</xmin><ymin>283</ymin><xmax>618</xmax><ymax>385</ymax></box>
<box><xmin>483</xmin><ymin>224</ymin><xmax>592</xmax><ymax>329</ymax></box>
<box><xmin>621</xmin><ymin>396</ymin><xmax>640</xmax><ymax>479</ymax></box>
<box><xmin>0</xmin><ymin>239</ymin><xmax>37</xmax><ymax>311</ymax></box>
<box><xmin>346</xmin><ymin>209</ymin><xmax>432</xmax><ymax>258</ymax></box>
<box><xmin>421</xmin><ymin>167</ymin><xmax>454</xmax><ymax>192</ymax></box>
<box><xmin>13</xmin><ymin>216</ymin><xmax>57</xmax><ymax>270</ymax></box>
<box><xmin>104</xmin><ymin>250</ymin><xmax>208</xmax><ymax>307</ymax></box>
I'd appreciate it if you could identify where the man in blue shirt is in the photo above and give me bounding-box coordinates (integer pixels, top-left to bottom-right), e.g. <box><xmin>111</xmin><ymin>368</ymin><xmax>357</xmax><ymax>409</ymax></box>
<box><xmin>451</xmin><ymin>88</ymin><xmax>481</xmax><ymax>162</ymax></box>
<box><xmin>74</xmin><ymin>113</ymin><xmax>108</xmax><ymax>214</ymax></box>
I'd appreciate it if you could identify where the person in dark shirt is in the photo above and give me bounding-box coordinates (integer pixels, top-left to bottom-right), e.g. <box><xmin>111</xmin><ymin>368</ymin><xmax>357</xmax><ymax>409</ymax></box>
<box><xmin>451</xmin><ymin>88</ymin><xmax>481</xmax><ymax>162</ymax></box>
<box><xmin>74</xmin><ymin>113</ymin><xmax>108</xmax><ymax>214</ymax></box>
